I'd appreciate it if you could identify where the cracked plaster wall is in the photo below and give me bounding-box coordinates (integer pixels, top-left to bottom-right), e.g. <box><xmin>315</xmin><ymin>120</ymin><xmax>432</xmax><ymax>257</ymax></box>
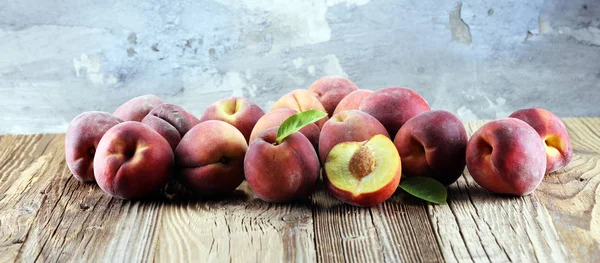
<box><xmin>0</xmin><ymin>0</ymin><xmax>599</xmax><ymax>134</ymax></box>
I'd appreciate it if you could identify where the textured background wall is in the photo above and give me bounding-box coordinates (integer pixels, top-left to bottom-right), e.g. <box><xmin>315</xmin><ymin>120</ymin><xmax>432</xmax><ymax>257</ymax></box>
<box><xmin>1</xmin><ymin>0</ymin><xmax>599</xmax><ymax>134</ymax></box>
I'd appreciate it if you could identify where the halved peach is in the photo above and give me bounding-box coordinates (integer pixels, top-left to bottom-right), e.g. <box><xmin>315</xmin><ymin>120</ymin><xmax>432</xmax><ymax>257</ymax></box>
<box><xmin>324</xmin><ymin>134</ymin><xmax>401</xmax><ymax>207</ymax></box>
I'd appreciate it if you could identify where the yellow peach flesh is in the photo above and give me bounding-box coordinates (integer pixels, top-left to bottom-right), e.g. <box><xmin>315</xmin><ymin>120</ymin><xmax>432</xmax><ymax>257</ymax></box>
<box><xmin>325</xmin><ymin>135</ymin><xmax>400</xmax><ymax>196</ymax></box>
<box><xmin>543</xmin><ymin>135</ymin><xmax>564</xmax><ymax>157</ymax></box>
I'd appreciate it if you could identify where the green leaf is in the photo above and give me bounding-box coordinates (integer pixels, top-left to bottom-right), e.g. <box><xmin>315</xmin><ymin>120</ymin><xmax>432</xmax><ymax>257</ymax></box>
<box><xmin>399</xmin><ymin>177</ymin><xmax>447</xmax><ymax>204</ymax></box>
<box><xmin>276</xmin><ymin>110</ymin><xmax>327</xmax><ymax>144</ymax></box>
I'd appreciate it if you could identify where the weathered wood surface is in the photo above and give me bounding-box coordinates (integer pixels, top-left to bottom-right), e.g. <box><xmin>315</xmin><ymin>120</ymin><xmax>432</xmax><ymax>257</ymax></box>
<box><xmin>0</xmin><ymin>118</ymin><xmax>598</xmax><ymax>263</ymax></box>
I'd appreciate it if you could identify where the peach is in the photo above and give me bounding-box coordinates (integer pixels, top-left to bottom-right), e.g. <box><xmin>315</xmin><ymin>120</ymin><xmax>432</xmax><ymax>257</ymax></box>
<box><xmin>509</xmin><ymin>108</ymin><xmax>573</xmax><ymax>174</ymax></box>
<box><xmin>249</xmin><ymin>108</ymin><xmax>320</xmax><ymax>150</ymax></box>
<box><xmin>65</xmin><ymin>111</ymin><xmax>123</xmax><ymax>182</ymax></box>
<box><xmin>270</xmin><ymin>89</ymin><xmax>329</xmax><ymax>128</ymax></box>
<box><xmin>141</xmin><ymin>103</ymin><xmax>200</xmax><ymax>150</ymax></box>
<box><xmin>393</xmin><ymin>110</ymin><xmax>467</xmax><ymax>185</ymax></box>
<box><xmin>175</xmin><ymin>120</ymin><xmax>247</xmax><ymax>195</ymax></box>
<box><xmin>359</xmin><ymin>87</ymin><xmax>430</xmax><ymax>138</ymax></box>
<box><xmin>200</xmin><ymin>97</ymin><xmax>265</xmax><ymax>142</ymax></box>
<box><xmin>319</xmin><ymin>110</ymin><xmax>389</xmax><ymax>163</ymax></box>
<box><xmin>93</xmin><ymin>122</ymin><xmax>174</xmax><ymax>199</ymax></box>
<box><xmin>466</xmin><ymin>118</ymin><xmax>546</xmax><ymax>196</ymax></box>
<box><xmin>333</xmin><ymin>89</ymin><xmax>374</xmax><ymax>115</ymax></box>
<box><xmin>113</xmin><ymin>94</ymin><xmax>164</xmax><ymax>122</ymax></box>
<box><xmin>324</xmin><ymin>134</ymin><xmax>401</xmax><ymax>207</ymax></box>
<box><xmin>308</xmin><ymin>76</ymin><xmax>359</xmax><ymax>116</ymax></box>
<box><xmin>244</xmin><ymin>128</ymin><xmax>320</xmax><ymax>203</ymax></box>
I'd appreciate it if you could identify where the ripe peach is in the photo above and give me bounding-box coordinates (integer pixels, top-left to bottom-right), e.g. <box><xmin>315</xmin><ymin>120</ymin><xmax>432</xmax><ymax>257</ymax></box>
<box><xmin>200</xmin><ymin>97</ymin><xmax>265</xmax><ymax>142</ymax></box>
<box><xmin>509</xmin><ymin>108</ymin><xmax>573</xmax><ymax>174</ymax></box>
<box><xmin>249</xmin><ymin>108</ymin><xmax>320</xmax><ymax>150</ymax></box>
<box><xmin>324</xmin><ymin>134</ymin><xmax>401</xmax><ymax>207</ymax></box>
<box><xmin>308</xmin><ymin>76</ymin><xmax>359</xmax><ymax>116</ymax></box>
<box><xmin>93</xmin><ymin>122</ymin><xmax>174</xmax><ymax>199</ymax></box>
<box><xmin>244</xmin><ymin>128</ymin><xmax>320</xmax><ymax>203</ymax></box>
<box><xmin>113</xmin><ymin>94</ymin><xmax>164</xmax><ymax>122</ymax></box>
<box><xmin>65</xmin><ymin>111</ymin><xmax>123</xmax><ymax>182</ymax></box>
<box><xmin>319</xmin><ymin>110</ymin><xmax>389</xmax><ymax>163</ymax></box>
<box><xmin>175</xmin><ymin>120</ymin><xmax>247</xmax><ymax>195</ymax></box>
<box><xmin>359</xmin><ymin>87</ymin><xmax>430</xmax><ymax>138</ymax></box>
<box><xmin>333</xmin><ymin>89</ymin><xmax>373</xmax><ymax>115</ymax></box>
<box><xmin>393</xmin><ymin>110</ymin><xmax>467</xmax><ymax>185</ymax></box>
<box><xmin>270</xmin><ymin>89</ymin><xmax>329</xmax><ymax>128</ymax></box>
<box><xmin>466</xmin><ymin>118</ymin><xmax>546</xmax><ymax>196</ymax></box>
<box><xmin>141</xmin><ymin>104</ymin><xmax>200</xmax><ymax>150</ymax></box>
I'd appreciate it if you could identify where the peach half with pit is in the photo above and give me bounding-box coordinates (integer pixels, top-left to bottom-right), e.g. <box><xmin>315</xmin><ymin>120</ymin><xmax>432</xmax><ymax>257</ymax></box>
<box><xmin>324</xmin><ymin>134</ymin><xmax>401</xmax><ymax>207</ymax></box>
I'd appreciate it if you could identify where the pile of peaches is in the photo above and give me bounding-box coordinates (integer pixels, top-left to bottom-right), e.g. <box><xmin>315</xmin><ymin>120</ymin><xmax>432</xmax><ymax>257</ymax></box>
<box><xmin>65</xmin><ymin>76</ymin><xmax>572</xmax><ymax>206</ymax></box>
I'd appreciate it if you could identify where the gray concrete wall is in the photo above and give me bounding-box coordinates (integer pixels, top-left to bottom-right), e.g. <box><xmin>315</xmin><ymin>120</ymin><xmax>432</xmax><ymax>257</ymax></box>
<box><xmin>1</xmin><ymin>0</ymin><xmax>599</xmax><ymax>134</ymax></box>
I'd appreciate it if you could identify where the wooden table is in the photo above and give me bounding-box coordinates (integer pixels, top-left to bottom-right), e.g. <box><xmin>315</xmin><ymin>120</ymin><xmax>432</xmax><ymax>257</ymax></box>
<box><xmin>1</xmin><ymin>118</ymin><xmax>599</xmax><ymax>262</ymax></box>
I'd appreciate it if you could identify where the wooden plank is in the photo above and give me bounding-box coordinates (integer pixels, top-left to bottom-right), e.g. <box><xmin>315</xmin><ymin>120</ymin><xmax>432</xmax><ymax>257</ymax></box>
<box><xmin>535</xmin><ymin>118</ymin><xmax>600</xmax><ymax>262</ymax></box>
<box><xmin>429</xmin><ymin>120</ymin><xmax>570</xmax><ymax>262</ymax></box>
<box><xmin>429</xmin><ymin>173</ymin><xmax>570</xmax><ymax>262</ymax></box>
<box><xmin>153</xmin><ymin>182</ymin><xmax>316</xmax><ymax>262</ymax></box>
<box><xmin>563</xmin><ymin>118</ymin><xmax>600</xmax><ymax>154</ymax></box>
<box><xmin>311</xmin><ymin>187</ymin><xmax>385</xmax><ymax>263</ymax></box>
<box><xmin>4</xmin><ymin>134</ymin><xmax>316</xmax><ymax>262</ymax></box>
<box><xmin>0</xmin><ymin>118</ymin><xmax>597</xmax><ymax>262</ymax></box>
<box><xmin>0</xmin><ymin>134</ymin><xmax>59</xmax><ymax>263</ymax></box>
<box><xmin>312</xmin><ymin>166</ymin><xmax>445</xmax><ymax>262</ymax></box>
<box><xmin>369</xmin><ymin>192</ymin><xmax>445</xmax><ymax>263</ymax></box>
<box><xmin>15</xmin><ymin>135</ymin><xmax>163</xmax><ymax>262</ymax></box>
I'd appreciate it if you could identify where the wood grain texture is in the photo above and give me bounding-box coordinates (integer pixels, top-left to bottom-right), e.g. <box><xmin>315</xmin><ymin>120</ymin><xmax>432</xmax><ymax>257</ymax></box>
<box><xmin>154</xmin><ymin>183</ymin><xmax>316</xmax><ymax>263</ymax></box>
<box><xmin>428</xmin><ymin>120</ymin><xmax>570</xmax><ymax>262</ymax></box>
<box><xmin>563</xmin><ymin>117</ymin><xmax>600</xmax><ymax>154</ymax></box>
<box><xmin>0</xmin><ymin>134</ymin><xmax>59</xmax><ymax>263</ymax></box>
<box><xmin>312</xmin><ymin>180</ymin><xmax>444</xmax><ymax>263</ymax></box>
<box><xmin>12</xmin><ymin>135</ymin><xmax>163</xmax><ymax>263</ymax></box>
<box><xmin>369</xmin><ymin>192</ymin><xmax>444</xmax><ymax>263</ymax></box>
<box><xmin>312</xmin><ymin>187</ymin><xmax>385</xmax><ymax>263</ymax></box>
<box><xmin>0</xmin><ymin>118</ymin><xmax>598</xmax><ymax>263</ymax></box>
<box><xmin>429</xmin><ymin>174</ymin><xmax>569</xmax><ymax>262</ymax></box>
<box><xmin>536</xmin><ymin>118</ymin><xmax>600</xmax><ymax>262</ymax></box>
